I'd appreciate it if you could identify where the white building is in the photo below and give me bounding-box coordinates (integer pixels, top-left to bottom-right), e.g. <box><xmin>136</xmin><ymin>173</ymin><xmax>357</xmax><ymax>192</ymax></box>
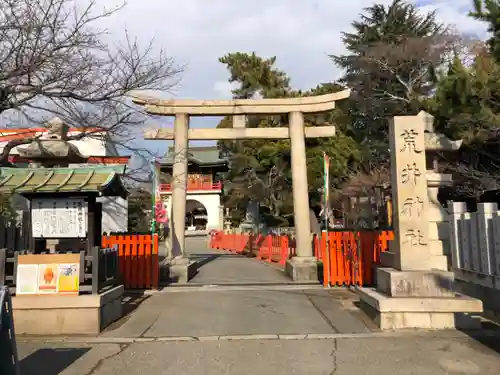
<box><xmin>159</xmin><ymin>146</ymin><xmax>227</xmax><ymax>231</ymax></box>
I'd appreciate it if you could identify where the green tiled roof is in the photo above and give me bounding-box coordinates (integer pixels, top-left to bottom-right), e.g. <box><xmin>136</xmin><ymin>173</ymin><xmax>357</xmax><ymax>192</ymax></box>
<box><xmin>161</xmin><ymin>146</ymin><xmax>227</xmax><ymax>166</ymax></box>
<box><xmin>0</xmin><ymin>166</ymin><xmax>127</xmax><ymax>196</ymax></box>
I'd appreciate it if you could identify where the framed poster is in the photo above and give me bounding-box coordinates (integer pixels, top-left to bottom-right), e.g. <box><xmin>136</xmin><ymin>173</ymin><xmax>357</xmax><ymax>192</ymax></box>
<box><xmin>37</xmin><ymin>264</ymin><xmax>59</xmax><ymax>294</ymax></box>
<box><xmin>57</xmin><ymin>264</ymin><xmax>80</xmax><ymax>294</ymax></box>
<box><xmin>17</xmin><ymin>254</ymin><xmax>81</xmax><ymax>295</ymax></box>
<box><xmin>31</xmin><ymin>198</ymin><xmax>87</xmax><ymax>238</ymax></box>
<box><xmin>16</xmin><ymin>264</ymin><xmax>39</xmax><ymax>295</ymax></box>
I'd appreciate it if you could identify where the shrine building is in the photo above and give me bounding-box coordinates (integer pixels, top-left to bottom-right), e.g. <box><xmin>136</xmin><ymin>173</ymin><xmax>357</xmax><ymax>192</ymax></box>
<box><xmin>158</xmin><ymin>146</ymin><xmax>227</xmax><ymax>231</ymax></box>
<box><xmin>0</xmin><ymin>124</ymin><xmax>130</xmax><ymax>234</ymax></box>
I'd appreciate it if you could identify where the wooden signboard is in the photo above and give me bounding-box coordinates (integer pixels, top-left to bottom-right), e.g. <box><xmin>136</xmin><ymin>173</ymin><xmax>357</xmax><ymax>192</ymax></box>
<box><xmin>16</xmin><ymin>254</ymin><xmax>80</xmax><ymax>296</ymax></box>
<box><xmin>31</xmin><ymin>198</ymin><xmax>88</xmax><ymax>238</ymax></box>
<box><xmin>0</xmin><ymin>287</ymin><xmax>20</xmax><ymax>375</ymax></box>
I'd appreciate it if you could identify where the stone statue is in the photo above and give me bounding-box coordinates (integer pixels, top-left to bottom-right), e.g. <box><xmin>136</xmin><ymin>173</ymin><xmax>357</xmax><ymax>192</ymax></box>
<box><xmin>16</xmin><ymin>117</ymin><xmax>87</xmax><ymax>167</ymax></box>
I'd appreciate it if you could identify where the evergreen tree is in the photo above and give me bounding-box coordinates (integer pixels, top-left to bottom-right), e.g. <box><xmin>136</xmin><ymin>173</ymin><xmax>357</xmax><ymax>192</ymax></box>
<box><xmin>430</xmin><ymin>46</ymin><xmax>500</xmax><ymax>196</ymax></box>
<box><xmin>470</xmin><ymin>0</ymin><xmax>500</xmax><ymax>63</ymax></box>
<box><xmin>331</xmin><ymin>0</ymin><xmax>450</xmax><ymax>165</ymax></box>
<box><xmin>216</xmin><ymin>53</ymin><xmax>361</xmax><ymax>225</ymax></box>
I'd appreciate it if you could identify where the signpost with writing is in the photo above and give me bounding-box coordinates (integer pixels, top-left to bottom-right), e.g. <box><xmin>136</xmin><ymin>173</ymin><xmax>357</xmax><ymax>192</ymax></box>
<box><xmin>389</xmin><ymin>113</ymin><xmax>430</xmax><ymax>271</ymax></box>
<box><xmin>31</xmin><ymin>198</ymin><xmax>88</xmax><ymax>238</ymax></box>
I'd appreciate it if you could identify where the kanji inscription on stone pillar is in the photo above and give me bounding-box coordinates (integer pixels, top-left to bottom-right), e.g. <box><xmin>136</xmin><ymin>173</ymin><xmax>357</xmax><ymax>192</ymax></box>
<box><xmin>389</xmin><ymin>111</ymin><xmax>430</xmax><ymax>270</ymax></box>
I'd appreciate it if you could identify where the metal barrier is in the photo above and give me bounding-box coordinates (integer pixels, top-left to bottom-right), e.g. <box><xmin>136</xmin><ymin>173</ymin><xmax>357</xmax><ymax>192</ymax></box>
<box><xmin>0</xmin><ymin>286</ymin><xmax>20</xmax><ymax>375</ymax></box>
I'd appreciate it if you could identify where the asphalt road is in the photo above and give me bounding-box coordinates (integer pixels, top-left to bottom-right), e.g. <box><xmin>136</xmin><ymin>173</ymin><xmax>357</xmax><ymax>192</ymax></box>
<box><xmin>17</xmin><ymin>331</ymin><xmax>500</xmax><ymax>375</ymax></box>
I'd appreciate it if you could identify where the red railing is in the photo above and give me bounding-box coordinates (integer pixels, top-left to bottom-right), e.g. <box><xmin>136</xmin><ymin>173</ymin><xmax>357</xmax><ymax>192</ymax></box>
<box><xmin>209</xmin><ymin>231</ymin><xmax>296</xmax><ymax>265</ymax></box>
<box><xmin>160</xmin><ymin>181</ymin><xmax>222</xmax><ymax>192</ymax></box>
<box><xmin>314</xmin><ymin>231</ymin><xmax>394</xmax><ymax>286</ymax></box>
<box><xmin>101</xmin><ymin>234</ymin><xmax>159</xmax><ymax>289</ymax></box>
<box><xmin>209</xmin><ymin>230</ymin><xmax>393</xmax><ymax>286</ymax></box>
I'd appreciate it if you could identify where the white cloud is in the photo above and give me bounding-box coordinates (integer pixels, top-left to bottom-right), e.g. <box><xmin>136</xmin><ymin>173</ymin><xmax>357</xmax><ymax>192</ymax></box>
<box><xmin>96</xmin><ymin>0</ymin><xmax>487</xmax><ymax>102</ymax></box>
<box><xmin>212</xmin><ymin>81</ymin><xmax>237</xmax><ymax>99</ymax></box>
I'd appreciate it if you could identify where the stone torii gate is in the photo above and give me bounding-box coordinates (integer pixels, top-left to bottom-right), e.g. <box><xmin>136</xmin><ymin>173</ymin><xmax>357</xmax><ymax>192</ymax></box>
<box><xmin>132</xmin><ymin>90</ymin><xmax>351</xmax><ymax>282</ymax></box>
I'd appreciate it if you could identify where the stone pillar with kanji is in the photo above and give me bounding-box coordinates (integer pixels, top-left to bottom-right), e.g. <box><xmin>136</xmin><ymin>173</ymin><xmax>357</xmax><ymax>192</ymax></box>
<box><xmin>356</xmin><ymin>111</ymin><xmax>483</xmax><ymax>330</ymax></box>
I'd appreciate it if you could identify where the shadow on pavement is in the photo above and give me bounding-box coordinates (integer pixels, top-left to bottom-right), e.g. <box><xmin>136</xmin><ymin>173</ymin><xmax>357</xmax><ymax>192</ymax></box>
<box><xmin>122</xmin><ymin>294</ymin><xmax>150</xmax><ymax>316</ymax></box>
<box><xmin>460</xmin><ymin>320</ymin><xmax>500</xmax><ymax>355</ymax></box>
<box><xmin>21</xmin><ymin>348</ymin><xmax>90</xmax><ymax>375</ymax></box>
<box><xmin>192</xmin><ymin>254</ymin><xmax>220</xmax><ymax>269</ymax></box>
<box><xmin>103</xmin><ymin>293</ymin><xmax>150</xmax><ymax>332</ymax></box>
<box><xmin>191</xmin><ymin>253</ymin><xmax>253</xmax><ymax>269</ymax></box>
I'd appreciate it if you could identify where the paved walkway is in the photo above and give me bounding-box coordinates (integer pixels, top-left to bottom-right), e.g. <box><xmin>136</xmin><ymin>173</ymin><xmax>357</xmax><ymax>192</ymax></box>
<box><xmin>101</xmin><ymin>287</ymin><xmax>375</xmax><ymax>338</ymax></box>
<box><xmin>17</xmin><ymin>330</ymin><xmax>500</xmax><ymax>374</ymax></box>
<box><xmin>15</xmin><ymin>236</ymin><xmax>500</xmax><ymax>373</ymax></box>
<box><xmin>185</xmin><ymin>236</ymin><xmax>292</xmax><ymax>285</ymax></box>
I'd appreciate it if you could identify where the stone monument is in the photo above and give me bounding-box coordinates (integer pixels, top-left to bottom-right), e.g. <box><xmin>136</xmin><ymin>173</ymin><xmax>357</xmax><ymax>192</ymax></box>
<box><xmin>16</xmin><ymin>117</ymin><xmax>87</xmax><ymax>167</ymax></box>
<box><xmin>357</xmin><ymin>111</ymin><xmax>483</xmax><ymax>330</ymax></box>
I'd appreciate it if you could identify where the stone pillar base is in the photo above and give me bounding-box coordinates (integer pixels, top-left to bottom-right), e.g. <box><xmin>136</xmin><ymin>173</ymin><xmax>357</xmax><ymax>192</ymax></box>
<box><xmin>356</xmin><ymin>268</ymin><xmax>483</xmax><ymax>330</ymax></box>
<box><xmin>380</xmin><ymin>252</ymin><xmax>448</xmax><ymax>271</ymax></box>
<box><xmin>285</xmin><ymin>257</ymin><xmax>319</xmax><ymax>282</ymax></box>
<box><xmin>376</xmin><ymin>268</ymin><xmax>455</xmax><ymax>297</ymax></box>
<box><xmin>356</xmin><ymin>287</ymin><xmax>483</xmax><ymax>330</ymax></box>
<box><xmin>160</xmin><ymin>257</ymin><xmax>197</xmax><ymax>284</ymax></box>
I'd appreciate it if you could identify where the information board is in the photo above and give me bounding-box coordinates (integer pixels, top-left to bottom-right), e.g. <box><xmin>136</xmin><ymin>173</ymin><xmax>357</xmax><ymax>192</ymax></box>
<box><xmin>31</xmin><ymin>198</ymin><xmax>87</xmax><ymax>238</ymax></box>
<box><xmin>16</xmin><ymin>254</ymin><xmax>81</xmax><ymax>296</ymax></box>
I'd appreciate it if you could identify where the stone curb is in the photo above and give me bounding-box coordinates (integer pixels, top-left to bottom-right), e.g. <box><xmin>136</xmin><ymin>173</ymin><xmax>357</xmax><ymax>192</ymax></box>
<box><xmin>17</xmin><ymin>329</ymin><xmax>500</xmax><ymax>344</ymax></box>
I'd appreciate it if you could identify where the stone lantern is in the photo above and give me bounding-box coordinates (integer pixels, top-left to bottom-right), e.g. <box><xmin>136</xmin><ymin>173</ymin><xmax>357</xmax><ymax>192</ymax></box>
<box><xmin>422</xmin><ymin>111</ymin><xmax>463</xmax><ymax>270</ymax></box>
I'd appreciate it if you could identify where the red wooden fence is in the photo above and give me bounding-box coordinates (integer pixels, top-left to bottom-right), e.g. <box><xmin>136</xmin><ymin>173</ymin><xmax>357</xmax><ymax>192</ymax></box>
<box><xmin>209</xmin><ymin>232</ymin><xmax>296</xmax><ymax>265</ymax></box>
<box><xmin>314</xmin><ymin>231</ymin><xmax>394</xmax><ymax>286</ymax></box>
<box><xmin>209</xmin><ymin>230</ymin><xmax>393</xmax><ymax>286</ymax></box>
<box><xmin>101</xmin><ymin>234</ymin><xmax>159</xmax><ymax>289</ymax></box>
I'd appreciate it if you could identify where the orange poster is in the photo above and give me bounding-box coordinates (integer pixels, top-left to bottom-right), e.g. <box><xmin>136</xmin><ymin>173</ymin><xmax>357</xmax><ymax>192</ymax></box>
<box><xmin>38</xmin><ymin>264</ymin><xmax>59</xmax><ymax>293</ymax></box>
<box><xmin>57</xmin><ymin>264</ymin><xmax>79</xmax><ymax>294</ymax></box>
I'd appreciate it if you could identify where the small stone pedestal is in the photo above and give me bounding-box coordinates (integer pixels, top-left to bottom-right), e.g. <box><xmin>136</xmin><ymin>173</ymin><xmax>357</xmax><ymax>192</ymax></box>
<box><xmin>285</xmin><ymin>257</ymin><xmax>319</xmax><ymax>282</ymax></box>
<box><xmin>357</xmin><ymin>268</ymin><xmax>483</xmax><ymax>330</ymax></box>
<box><xmin>160</xmin><ymin>257</ymin><xmax>197</xmax><ymax>284</ymax></box>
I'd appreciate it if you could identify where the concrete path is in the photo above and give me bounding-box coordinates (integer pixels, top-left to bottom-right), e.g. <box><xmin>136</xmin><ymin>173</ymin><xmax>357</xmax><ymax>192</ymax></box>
<box><xmin>17</xmin><ymin>331</ymin><xmax>500</xmax><ymax>374</ymax></box>
<box><xmin>16</xmin><ymin>236</ymin><xmax>500</xmax><ymax>373</ymax></box>
<box><xmin>185</xmin><ymin>236</ymin><xmax>292</xmax><ymax>285</ymax></box>
<box><xmin>101</xmin><ymin>287</ymin><xmax>375</xmax><ymax>338</ymax></box>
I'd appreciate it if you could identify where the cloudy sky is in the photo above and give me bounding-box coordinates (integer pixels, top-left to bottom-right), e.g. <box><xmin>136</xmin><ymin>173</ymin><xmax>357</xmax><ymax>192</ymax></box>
<box><xmin>96</xmin><ymin>0</ymin><xmax>489</xmax><ymax>154</ymax></box>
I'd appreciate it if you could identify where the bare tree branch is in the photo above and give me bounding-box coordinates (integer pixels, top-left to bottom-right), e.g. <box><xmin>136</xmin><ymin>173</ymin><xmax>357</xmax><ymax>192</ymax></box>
<box><xmin>0</xmin><ymin>0</ymin><xmax>182</xmax><ymax>166</ymax></box>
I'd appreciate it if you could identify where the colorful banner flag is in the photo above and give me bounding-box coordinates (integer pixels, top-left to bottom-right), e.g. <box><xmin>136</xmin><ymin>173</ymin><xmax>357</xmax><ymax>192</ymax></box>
<box><xmin>150</xmin><ymin>159</ymin><xmax>161</xmax><ymax>234</ymax></box>
<box><xmin>323</xmin><ymin>152</ymin><xmax>330</xmax><ymax>219</ymax></box>
<box><xmin>151</xmin><ymin>159</ymin><xmax>168</xmax><ymax>232</ymax></box>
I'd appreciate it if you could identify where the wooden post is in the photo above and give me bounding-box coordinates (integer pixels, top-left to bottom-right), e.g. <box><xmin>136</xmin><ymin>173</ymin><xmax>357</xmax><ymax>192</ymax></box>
<box><xmin>0</xmin><ymin>249</ymin><xmax>6</xmax><ymax>286</ymax></box>
<box><xmin>87</xmin><ymin>196</ymin><xmax>96</xmax><ymax>255</ymax></box>
<box><xmin>91</xmin><ymin>246</ymin><xmax>99</xmax><ymax>295</ymax></box>
<box><xmin>79</xmin><ymin>250</ymin><xmax>86</xmax><ymax>291</ymax></box>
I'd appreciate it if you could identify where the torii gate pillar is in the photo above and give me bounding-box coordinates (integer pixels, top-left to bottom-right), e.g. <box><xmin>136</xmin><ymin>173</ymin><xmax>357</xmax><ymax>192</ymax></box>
<box><xmin>133</xmin><ymin>90</ymin><xmax>351</xmax><ymax>282</ymax></box>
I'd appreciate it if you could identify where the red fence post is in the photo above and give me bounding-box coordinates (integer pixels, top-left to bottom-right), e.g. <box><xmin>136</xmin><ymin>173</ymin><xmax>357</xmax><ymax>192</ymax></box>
<box><xmin>322</xmin><ymin>232</ymin><xmax>330</xmax><ymax>287</ymax></box>
<box><xmin>279</xmin><ymin>236</ymin><xmax>289</xmax><ymax>265</ymax></box>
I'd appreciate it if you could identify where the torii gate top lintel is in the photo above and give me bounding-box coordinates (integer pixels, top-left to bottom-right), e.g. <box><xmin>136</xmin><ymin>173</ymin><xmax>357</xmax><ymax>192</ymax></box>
<box><xmin>130</xmin><ymin>89</ymin><xmax>351</xmax><ymax>116</ymax></box>
<box><xmin>132</xmin><ymin>89</ymin><xmax>351</xmax><ymax>141</ymax></box>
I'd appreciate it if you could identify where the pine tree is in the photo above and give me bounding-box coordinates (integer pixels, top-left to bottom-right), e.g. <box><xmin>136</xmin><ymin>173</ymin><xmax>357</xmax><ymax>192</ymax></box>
<box><xmin>216</xmin><ymin>53</ymin><xmax>361</xmax><ymax>225</ymax></box>
<box><xmin>470</xmin><ymin>0</ymin><xmax>500</xmax><ymax>63</ymax></box>
<box><xmin>331</xmin><ymin>0</ymin><xmax>448</xmax><ymax>164</ymax></box>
